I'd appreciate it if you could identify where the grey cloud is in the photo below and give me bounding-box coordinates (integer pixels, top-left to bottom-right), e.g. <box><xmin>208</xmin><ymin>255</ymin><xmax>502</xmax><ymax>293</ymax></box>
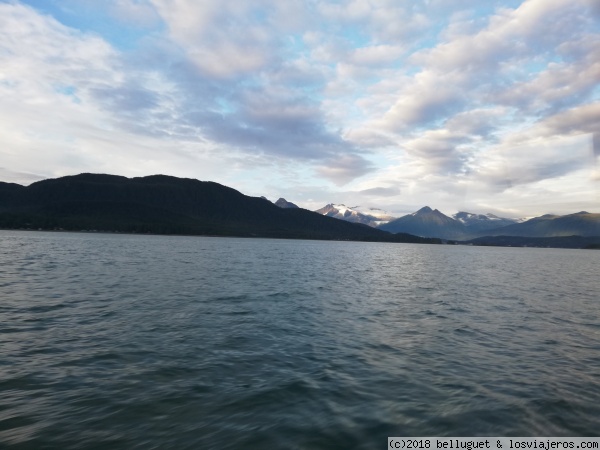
<box><xmin>0</xmin><ymin>168</ymin><xmax>46</xmax><ymax>185</ymax></box>
<box><xmin>472</xmin><ymin>131</ymin><xmax>595</xmax><ymax>191</ymax></box>
<box><xmin>357</xmin><ymin>186</ymin><xmax>401</xmax><ymax>197</ymax></box>
<box><xmin>90</xmin><ymin>84</ymin><xmax>158</xmax><ymax>112</ymax></box>
<box><xmin>539</xmin><ymin>103</ymin><xmax>600</xmax><ymax>137</ymax></box>
<box><xmin>584</xmin><ymin>0</ymin><xmax>600</xmax><ymax>17</ymax></box>
<box><xmin>316</xmin><ymin>154</ymin><xmax>375</xmax><ymax>185</ymax></box>
<box><xmin>113</xmin><ymin>32</ymin><xmax>355</xmax><ymax>164</ymax></box>
<box><xmin>403</xmin><ymin>132</ymin><xmax>471</xmax><ymax>174</ymax></box>
<box><xmin>344</xmin><ymin>128</ymin><xmax>396</xmax><ymax>148</ymax></box>
<box><xmin>188</xmin><ymin>95</ymin><xmax>355</xmax><ymax>161</ymax></box>
<box><xmin>70</xmin><ymin>27</ymin><xmax>368</xmax><ymax>180</ymax></box>
<box><xmin>482</xmin><ymin>158</ymin><xmax>587</xmax><ymax>190</ymax></box>
<box><xmin>505</xmin><ymin>102</ymin><xmax>600</xmax><ymax>146</ymax></box>
<box><xmin>444</xmin><ymin>108</ymin><xmax>505</xmax><ymax>137</ymax></box>
<box><xmin>380</xmin><ymin>70</ymin><xmax>468</xmax><ymax>131</ymax></box>
<box><xmin>268</xmin><ymin>60</ymin><xmax>326</xmax><ymax>87</ymax></box>
<box><xmin>494</xmin><ymin>39</ymin><xmax>600</xmax><ymax>115</ymax></box>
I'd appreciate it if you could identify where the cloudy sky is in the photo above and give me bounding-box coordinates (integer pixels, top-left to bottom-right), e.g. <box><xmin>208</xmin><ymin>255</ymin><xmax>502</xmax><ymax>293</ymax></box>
<box><xmin>1</xmin><ymin>0</ymin><xmax>599</xmax><ymax>217</ymax></box>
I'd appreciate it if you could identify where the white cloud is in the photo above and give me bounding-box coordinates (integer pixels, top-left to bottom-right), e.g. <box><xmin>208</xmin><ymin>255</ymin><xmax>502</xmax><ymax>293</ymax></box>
<box><xmin>149</xmin><ymin>0</ymin><xmax>303</xmax><ymax>78</ymax></box>
<box><xmin>349</xmin><ymin>44</ymin><xmax>405</xmax><ymax>66</ymax></box>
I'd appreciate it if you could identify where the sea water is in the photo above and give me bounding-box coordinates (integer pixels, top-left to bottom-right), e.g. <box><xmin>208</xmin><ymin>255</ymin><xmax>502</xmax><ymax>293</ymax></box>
<box><xmin>0</xmin><ymin>231</ymin><xmax>599</xmax><ymax>449</ymax></box>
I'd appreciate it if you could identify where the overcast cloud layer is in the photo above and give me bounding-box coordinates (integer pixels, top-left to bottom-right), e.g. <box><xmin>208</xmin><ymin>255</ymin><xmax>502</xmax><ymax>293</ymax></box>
<box><xmin>1</xmin><ymin>0</ymin><xmax>598</xmax><ymax>216</ymax></box>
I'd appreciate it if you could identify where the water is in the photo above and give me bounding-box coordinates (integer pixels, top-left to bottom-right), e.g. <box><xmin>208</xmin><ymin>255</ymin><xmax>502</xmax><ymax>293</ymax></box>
<box><xmin>0</xmin><ymin>231</ymin><xmax>599</xmax><ymax>449</ymax></box>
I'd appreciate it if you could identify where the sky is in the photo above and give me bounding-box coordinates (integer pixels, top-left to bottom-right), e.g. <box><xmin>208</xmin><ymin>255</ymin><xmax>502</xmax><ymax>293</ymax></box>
<box><xmin>1</xmin><ymin>0</ymin><xmax>599</xmax><ymax>218</ymax></box>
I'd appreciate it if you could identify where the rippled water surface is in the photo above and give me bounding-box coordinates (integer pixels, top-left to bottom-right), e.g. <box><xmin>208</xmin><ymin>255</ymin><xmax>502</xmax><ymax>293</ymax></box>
<box><xmin>1</xmin><ymin>231</ymin><xmax>599</xmax><ymax>449</ymax></box>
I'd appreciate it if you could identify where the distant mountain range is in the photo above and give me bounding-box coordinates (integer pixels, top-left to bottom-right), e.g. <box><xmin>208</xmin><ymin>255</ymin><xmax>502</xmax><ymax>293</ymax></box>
<box><xmin>0</xmin><ymin>174</ymin><xmax>438</xmax><ymax>244</ymax></box>
<box><xmin>311</xmin><ymin>203</ymin><xmax>524</xmax><ymax>235</ymax></box>
<box><xmin>379</xmin><ymin>207</ymin><xmax>600</xmax><ymax>239</ymax></box>
<box><xmin>311</xmin><ymin>202</ymin><xmax>599</xmax><ymax>241</ymax></box>
<box><xmin>314</xmin><ymin>203</ymin><xmax>396</xmax><ymax>227</ymax></box>
<box><xmin>478</xmin><ymin>211</ymin><xmax>600</xmax><ymax>237</ymax></box>
<box><xmin>2</xmin><ymin>174</ymin><xmax>597</xmax><ymax>248</ymax></box>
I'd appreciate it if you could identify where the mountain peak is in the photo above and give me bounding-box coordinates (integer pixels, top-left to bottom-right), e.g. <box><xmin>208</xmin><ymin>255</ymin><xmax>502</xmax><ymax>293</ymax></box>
<box><xmin>274</xmin><ymin>198</ymin><xmax>299</xmax><ymax>209</ymax></box>
<box><xmin>380</xmin><ymin>206</ymin><xmax>466</xmax><ymax>239</ymax></box>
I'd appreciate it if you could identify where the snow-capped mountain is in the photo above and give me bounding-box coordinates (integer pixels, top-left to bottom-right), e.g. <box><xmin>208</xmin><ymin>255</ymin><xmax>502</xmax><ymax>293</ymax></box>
<box><xmin>315</xmin><ymin>203</ymin><xmax>396</xmax><ymax>227</ymax></box>
<box><xmin>453</xmin><ymin>211</ymin><xmax>517</xmax><ymax>233</ymax></box>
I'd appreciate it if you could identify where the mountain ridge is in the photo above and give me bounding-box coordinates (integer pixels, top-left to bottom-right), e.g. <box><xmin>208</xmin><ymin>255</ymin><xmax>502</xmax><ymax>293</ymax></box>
<box><xmin>476</xmin><ymin>211</ymin><xmax>600</xmax><ymax>237</ymax></box>
<box><xmin>0</xmin><ymin>173</ymin><xmax>439</xmax><ymax>244</ymax></box>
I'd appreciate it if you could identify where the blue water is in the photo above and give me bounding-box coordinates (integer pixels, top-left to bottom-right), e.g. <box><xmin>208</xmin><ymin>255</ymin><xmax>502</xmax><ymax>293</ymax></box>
<box><xmin>0</xmin><ymin>231</ymin><xmax>599</xmax><ymax>449</ymax></box>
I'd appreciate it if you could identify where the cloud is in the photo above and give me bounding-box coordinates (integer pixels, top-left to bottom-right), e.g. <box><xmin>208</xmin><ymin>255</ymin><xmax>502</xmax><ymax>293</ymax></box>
<box><xmin>376</xmin><ymin>0</ymin><xmax>591</xmax><ymax>133</ymax></box>
<box><xmin>412</xmin><ymin>0</ymin><xmax>582</xmax><ymax>73</ymax></box>
<box><xmin>495</xmin><ymin>37</ymin><xmax>600</xmax><ymax>114</ymax></box>
<box><xmin>0</xmin><ymin>168</ymin><xmax>45</xmax><ymax>184</ymax></box>
<box><xmin>472</xmin><ymin>132</ymin><xmax>595</xmax><ymax>189</ymax></box>
<box><xmin>150</xmin><ymin>0</ymin><xmax>294</xmax><ymax>78</ymax></box>
<box><xmin>357</xmin><ymin>186</ymin><xmax>401</xmax><ymax>197</ymax></box>
<box><xmin>445</xmin><ymin>108</ymin><xmax>506</xmax><ymax>136</ymax></box>
<box><xmin>90</xmin><ymin>84</ymin><xmax>159</xmax><ymax>112</ymax></box>
<box><xmin>347</xmin><ymin>0</ymin><xmax>599</xmax><ymax>189</ymax></box>
<box><xmin>316</xmin><ymin>154</ymin><xmax>375</xmax><ymax>186</ymax></box>
<box><xmin>402</xmin><ymin>129</ymin><xmax>471</xmax><ymax>174</ymax></box>
<box><xmin>0</xmin><ymin>3</ymin><xmax>118</xmax><ymax>84</ymax></box>
<box><xmin>343</xmin><ymin>128</ymin><xmax>396</xmax><ymax>148</ymax></box>
<box><xmin>0</xmin><ymin>3</ymin><xmax>220</xmax><ymax>180</ymax></box>
<box><xmin>379</xmin><ymin>70</ymin><xmax>468</xmax><ymax>130</ymax></box>
<box><xmin>505</xmin><ymin>102</ymin><xmax>600</xmax><ymax>145</ymax></box>
<box><xmin>1</xmin><ymin>2</ymin><xmax>374</xmax><ymax>186</ymax></box>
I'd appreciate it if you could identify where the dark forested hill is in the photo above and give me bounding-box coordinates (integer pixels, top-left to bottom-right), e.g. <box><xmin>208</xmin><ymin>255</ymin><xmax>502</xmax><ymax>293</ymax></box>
<box><xmin>0</xmin><ymin>173</ymin><xmax>439</xmax><ymax>243</ymax></box>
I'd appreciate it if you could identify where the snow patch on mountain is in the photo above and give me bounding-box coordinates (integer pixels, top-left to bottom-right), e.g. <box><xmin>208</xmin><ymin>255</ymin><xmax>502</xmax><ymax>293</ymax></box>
<box><xmin>453</xmin><ymin>211</ymin><xmax>518</xmax><ymax>232</ymax></box>
<box><xmin>315</xmin><ymin>203</ymin><xmax>396</xmax><ymax>227</ymax></box>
